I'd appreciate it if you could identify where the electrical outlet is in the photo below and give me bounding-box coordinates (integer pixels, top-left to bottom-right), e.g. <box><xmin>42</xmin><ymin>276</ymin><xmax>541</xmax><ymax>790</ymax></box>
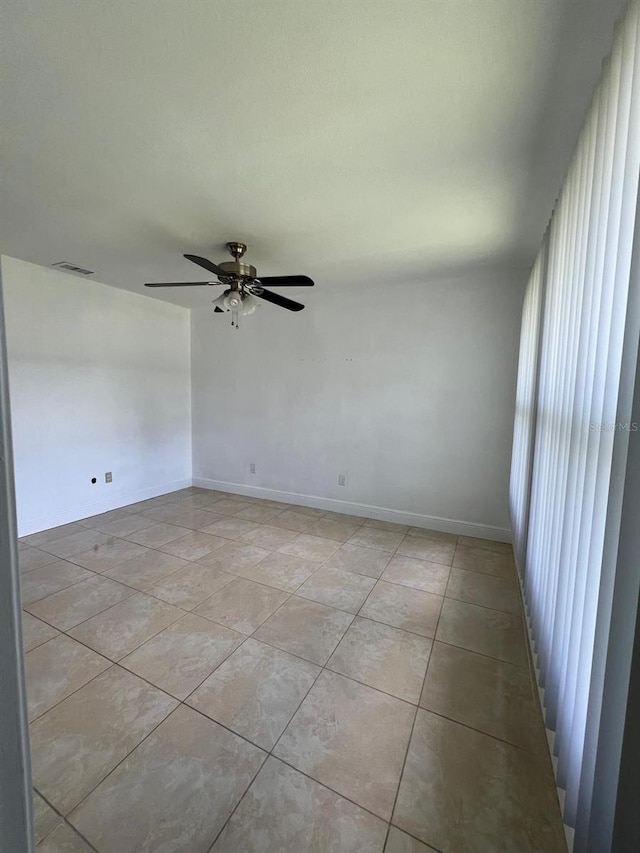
<box><xmin>250</xmin><ymin>462</ymin><xmax>256</xmax><ymax>474</ymax></box>
<box><xmin>105</xmin><ymin>472</ymin><xmax>112</xmax><ymax>483</ymax></box>
<box><xmin>338</xmin><ymin>474</ymin><xmax>346</xmax><ymax>486</ymax></box>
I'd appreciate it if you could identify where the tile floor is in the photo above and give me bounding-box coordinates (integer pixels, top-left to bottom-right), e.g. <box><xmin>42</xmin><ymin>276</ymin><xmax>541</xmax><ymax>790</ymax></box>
<box><xmin>20</xmin><ymin>488</ymin><xmax>567</xmax><ymax>852</ymax></box>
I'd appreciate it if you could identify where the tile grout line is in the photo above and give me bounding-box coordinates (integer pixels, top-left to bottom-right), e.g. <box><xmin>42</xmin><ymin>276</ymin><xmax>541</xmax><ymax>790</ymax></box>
<box><xmin>203</xmin><ymin>642</ymin><xmax>330</xmax><ymax>851</ymax></box>
<box><xmin>379</xmin><ymin>568</ymin><xmax>453</xmax><ymax>852</ymax></box>
<box><xmin>26</xmin><ymin>495</ymin><xmax>526</xmax><ymax>717</ymax></box>
<box><xmin>25</xmin><ymin>489</ymin><xmax>524</xmax><ymax>851</ymax></box>
<box><xmin>202</xmin><ymin>523</ymin><xmax>439</xmax><ymax>848</ymax></box>
<box><xmin>33</xmin><ymin>788</ymin><xmax>100</xmax><ymax>853</ymax></box>
<box><xmin>27</xmin><ymin>588</ymin><xmax>527</xmax><ymax>723</ymax></box>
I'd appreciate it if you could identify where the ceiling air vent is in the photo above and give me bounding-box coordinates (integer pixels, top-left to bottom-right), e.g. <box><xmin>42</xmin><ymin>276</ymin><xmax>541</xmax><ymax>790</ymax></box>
<box><xmin>52</xmin><ymin>261</ymin><xmax>94</xmax><ymax>275</ymax></box>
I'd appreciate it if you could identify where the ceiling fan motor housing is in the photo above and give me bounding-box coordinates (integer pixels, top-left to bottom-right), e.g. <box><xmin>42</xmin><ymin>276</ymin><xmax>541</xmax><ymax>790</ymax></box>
<box><xmin>217</xmin><ymin>260</ymin><xmax>258</xmax><ymax>280</ymax></box>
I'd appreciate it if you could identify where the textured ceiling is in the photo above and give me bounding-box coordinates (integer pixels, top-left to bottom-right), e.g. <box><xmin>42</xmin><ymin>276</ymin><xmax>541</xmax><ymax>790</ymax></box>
<box><xmin>0</xmin><ymin>0</ymin><xmax>627</xmax><ymax>307</ymax></box>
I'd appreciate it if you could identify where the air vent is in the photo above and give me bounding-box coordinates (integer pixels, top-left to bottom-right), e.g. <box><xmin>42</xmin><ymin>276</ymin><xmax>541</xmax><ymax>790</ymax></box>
<box><xmin>52</xmin><ymin>261</ymin><xmax>94</xmax><ymax>275</ymax></box>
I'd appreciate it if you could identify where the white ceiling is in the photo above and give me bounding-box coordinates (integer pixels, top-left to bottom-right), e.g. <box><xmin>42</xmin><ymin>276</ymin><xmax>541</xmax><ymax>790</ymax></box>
<box><xmin>0</xmin><ymin>0</ymin><xmax>627</xmax><ymax>307</ymax></box>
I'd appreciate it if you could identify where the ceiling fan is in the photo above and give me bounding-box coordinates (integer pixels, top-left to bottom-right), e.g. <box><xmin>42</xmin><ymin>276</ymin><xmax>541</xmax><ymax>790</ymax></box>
<box><xmin>145</xmin><ymin>242</ymin><xmax>314</xmax><ymax>327</ymax></box>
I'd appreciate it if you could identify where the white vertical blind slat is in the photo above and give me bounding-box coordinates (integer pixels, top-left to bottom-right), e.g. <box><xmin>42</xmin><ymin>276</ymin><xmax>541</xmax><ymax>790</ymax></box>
<box><xmin>509</xmin><ymin>0</ymin><xmax>640</xmax><ymax>840</ymax></box>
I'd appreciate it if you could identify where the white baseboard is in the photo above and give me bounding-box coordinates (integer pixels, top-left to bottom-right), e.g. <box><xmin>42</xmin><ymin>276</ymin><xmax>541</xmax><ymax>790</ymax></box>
<box><xmin>192</xmin><ymin>477</ymin><xmax>512</xmax><ymax>542</ymax></box>
<box><xmin>17</xmin><ymin>478</ymin><xmax>193</xmax><ymax>537</ymax></box>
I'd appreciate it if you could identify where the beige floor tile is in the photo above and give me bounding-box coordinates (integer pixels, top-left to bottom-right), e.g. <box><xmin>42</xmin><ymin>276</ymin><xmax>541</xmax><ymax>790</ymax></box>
<box><xmin>348</xmin><ymin>528</ymin><xmax>404</xmax><ymax>553</ymax></box>
<box><xmin>163</xmin><ymin>507</ymin><xmax>227</xmax><ymax>530</ymax></box>
<box><xmin>197</xmin><ymin>541</ymin><xmax>271</xmax><ymax>574</ymax></box>
<box><xmin>125</xmin><ymin>522</ymin><xmax>193</xmax><ymax>548</ymax></box>
<box><xmin>175</xmin><ymin>492</ymin><xmax>230</xmax><ymax>510</ymax></box>
<box><xmin>25</xmin><ymin>635</ymin><xmax>111</xmax><ymax>721</ymax></box>
<box><xmin>39</xmin><ymin>529</ymin><xmax>113</xmax><ymax>559</ymax></box>
<box><xmin>69</xmin><ymin>706</ymin><xmax>265</xmax><ymax>853</ymax></box>
<box><xmin>33</xmin><ymin>792</ymin><xmax>62</xmax><ymax>843</ymax></box>
<box><xmin>212</xmin><ymin>757</ymin><xmax>387</xmax><ymax>852</ymax></box>
<box><xmin>137</xmin><ymin>503</ymin><xmax>193</xmax><ymax>523</ymax></box>
<box><xmin>139</xmin><ymin>504</ymin><xmax>209</xmax><ymax>525</ymax></box>
<box><xmin>393</xmin><ymin>710</ymin><xmax>566</xmax><ymax>852</ymax></box>
<box><xmin>396</xmin><ymin>536</ymin><xmax>455</xmax><ymax>565</ymax></box>
<box><xmin>275</xmin><ymin>670</ymin><xmax>414</xmax><ymax>819</ymax></box>
<box><xmin>360</xmin><ymin>581</ymin><xmax>442</xmax><ymax>638</ymax></box>
<box><xmin>446</xmin><ymin>567</ymin><xmax>521</xmax><ymax>614</ymax></box>
<box><xmin>158</xmin><ymin>530</ymin><xmax>227</xmax><ymax>560</ymax></box>
<box><xmin>324</xmin><ymin>543</ymin><xmax>392</xmax><ymax>578</ymax></box>
<box><xmin>94</xmin><ymin>515</ymin><xmax>154</xmax><ymax>538</ymax></box>
<box><xmin>21</xmin><ymin>612</ymin><xmax>60</xmax><ymax>651</ymax></box>
<box><xmin>457</xmin><ymin>535</ymin><xmax>513</xmax><ymax>554</ymax></box>
<box><xmin>236</xmin><ymin>551</ymin><xmax>319</xmax><ymax>592</ymax></box>
<box><xmin>31</xmin><ymin>666</ymin><xmax>177</xmax><ymax>814</ymax></box>
<box><xmin>363</xmin><ymin>518</ymin><xmax>410</xmax><ymax>533</ymax></box>
<box><xmin>195</xmin><ymin>577</ymin><xmax>289</xmax><ymax>634</ymax></box>
<box><xmin>250</xmin><ymin>498</ymin><xmax>291</xmax><ymax>510</ymax></box>
<box><xmin>68</xmin><ymin>593</ymin><xmax>183</xmax><ymax>661</ymax></box>
<box><xmin>26</xmin><ymin>575</ymin><xmax>133</xmax><ymax>630</ymax></box>
<box><xmin>21</xmin><ymin>562</ymin><xmax>95</xmax><ymax>606</ymax></box>
<box><xmin>254</xmin><ymin>596</ymin><xmax>353</xmax><ymax>664</ymax></box>
<box><xmin>279</xmin><ymin>533</ymin><xmax>340</xmax><ymax>562</ymax></box>
<box><xmin>80</xmin><ymin>508</ymin><xmax>135</xmax><ymax>528</ymax></box>
<box><xmin>328</xmin><ymin>617</ymin><xmax>432</xmax><ymax>703</ymax></box>
<box><xmin>24</xmin><ymin>521</ymin><xmax>90</xmax><ymax>548</ymax></box>
<box><xmin>382</xmin><ymin>555</ymin><xmax>450</xmax><ymax>595</ymax></box>
<box><xmin>235</xmin><ymin>503</ymin><xmax>287</xmax><ymax>523</ymax></box>
<box><xmin>120</xmin><ymin>495</ymin><xmax>176</xmax><ymax>512</ymax></box>
<box><xmin>201</xmin><ymin>516</ymin><xmax>261</xmax><ymax>540</ymax></box>
<box><xmin>19</xmin><ymin>547</ymin><xmax>60</xmax><ymax>572</ymax></box>
<box><xmin>302</xmin><ymin>517</ymin><xmax>363</xmax><ymax>542</ymax></box>
<box><xmin>405</xmin><ymin>527</ymin><xmax>457</xmax><ymax>544</ymax></box>
<box><xmin>209</xmin><ymin>496</ymin><xmax>253</xmax><ymax>515</ymax></box>
<box><xmin>37</xmin><ymin>822</ymin><xmax>94</xmax><ymax>852</ymax></box>
<box><xmin>385</xmin><ymin>826</ymin><xmax>438</xmax><ymax>852</ymax></box>
<box><xmin>419</xmin><ymin>642</ymin><xmax>544</xmax><ymax>751</ymax></box>
<box><xmin>435</xmin><ymin>599</ymin><xmax>527</xmax><ymax>667</ymax></box>
<box><xmin>296</xmin><ymin>566</ymin><xmax>376</xmax><ymax>613</ymax></box>
<box><xmin>240</xmin><ymin>524</ymin><xmax>300</xmax><ymax>550</ymax></box>
<box><xmin>121</xmin><ymin>614</ymin><xmax>244</xmax><ymax>699</ymax></box>
<box><xmin>269</xmin><ymin>509</ymin><xmax>315</xmax><ymax>532</ymax></box>
<box><xmin>321</xmin><ymin>511</ymin><xmax>366</xmax><ymax>524</ymax></box>
<box><xmin>146</xmin><ymin>563</ymin><xmax>234</xmax><ymax>610</ymax></box>
<box><xmin>67</xmin><ymin>538</ymin><xmax>149</xmax><ymax>573</ymax></box>
<box><xmin>188</xmin><ymin>639</ymin><xmax>320</xmax><ymax>749</ymax></box>
<box><xmin>287</xmin><ymin>505</ymin><xmax>326</xmax><ymax>517</ymax></box>
<box><xmin>103</xmin><ymin>549</ymin><xmax>189</xmax><ymax>590</ymax></box>
<box><xmin>452</xmin><ymin>544</ymin><xmax>516</xmax><ymax>578</ymax></box>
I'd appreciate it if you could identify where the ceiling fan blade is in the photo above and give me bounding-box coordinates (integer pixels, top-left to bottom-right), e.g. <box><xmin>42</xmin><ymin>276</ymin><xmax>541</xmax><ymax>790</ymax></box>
<box><xmin>184</xmin><ymin>254</ymin><xmax>229</xmax><ymax>277</ymax></box>
<box><xmin>145</xmin><ymin>281</ymin><xmax>213</xmax><ymax>287</ymax></box>
<box><xmin>213</xmin><ymin>306</ymin><xmax>225</xmax><ymax>313</ymax></box>
<box><xmin>256</xmin><ymin>275</ymin><xmax>314</xmax><ymax>287</ymax></box>
<box><xmin>254</xmin><ymin>288</ymin><xmax>304</xmax><ymax>311</ymax></box>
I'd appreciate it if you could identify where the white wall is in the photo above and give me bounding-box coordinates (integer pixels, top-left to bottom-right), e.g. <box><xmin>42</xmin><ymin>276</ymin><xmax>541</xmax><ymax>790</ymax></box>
<box><xmin>1</xmin><ymin>256</ymin><xmax>191</xmax><ymax>535</ymax></box>
<box><xmin>191</xmin><ymin>271</ymin><xmax>525</xmax><ymax>539</ymax></box>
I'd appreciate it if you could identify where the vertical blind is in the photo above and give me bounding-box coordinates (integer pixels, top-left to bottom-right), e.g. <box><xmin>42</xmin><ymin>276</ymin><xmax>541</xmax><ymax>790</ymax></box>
<box><xmin>510</xmin><ymin>0</ymin><xmax>640</xmax><ymax>843</ymax></box>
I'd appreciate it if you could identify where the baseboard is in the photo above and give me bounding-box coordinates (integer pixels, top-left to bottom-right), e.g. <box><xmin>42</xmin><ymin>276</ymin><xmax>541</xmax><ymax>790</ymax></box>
<box><xmin>17</xmin><ymin>477</ymin><xmax>193</xmax><ymax>537</ymax></box>
<box><xmin>192</xmin><ymin>477</ymin><xmax>512</xmax><ymax>542</ymax></box>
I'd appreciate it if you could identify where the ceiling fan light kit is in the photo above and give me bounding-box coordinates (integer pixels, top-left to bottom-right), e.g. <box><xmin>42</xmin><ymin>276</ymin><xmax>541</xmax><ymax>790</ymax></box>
<box><xmin>145</xmin><ymin>241</ymin><xmax>314</xmax><ymax>328</ymax></box>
